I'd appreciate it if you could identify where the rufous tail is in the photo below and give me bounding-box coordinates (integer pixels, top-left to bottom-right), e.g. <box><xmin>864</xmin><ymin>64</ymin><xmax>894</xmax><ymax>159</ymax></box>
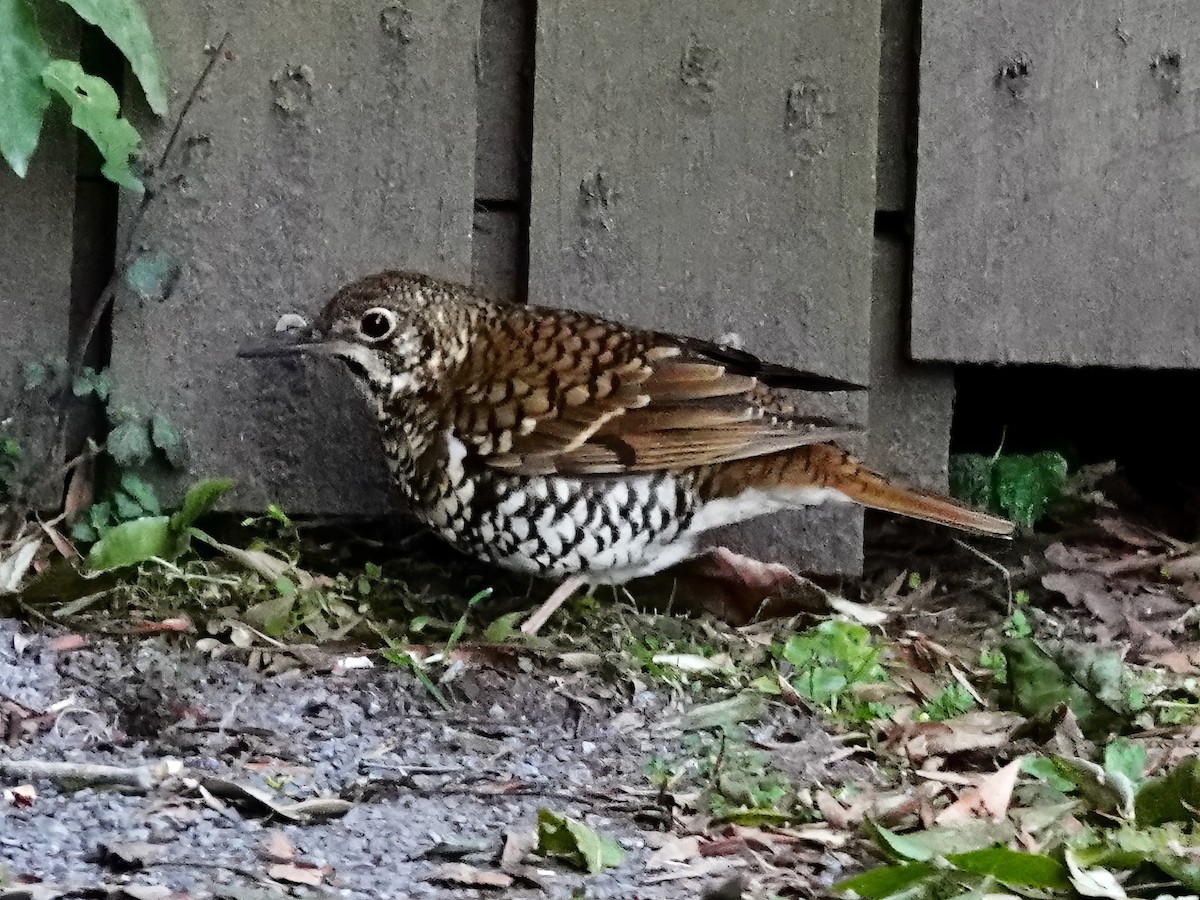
<box><xmin>706</xmin><ymin>444</ymin><xmax>1015</xmax><ymax>537</ymax></box>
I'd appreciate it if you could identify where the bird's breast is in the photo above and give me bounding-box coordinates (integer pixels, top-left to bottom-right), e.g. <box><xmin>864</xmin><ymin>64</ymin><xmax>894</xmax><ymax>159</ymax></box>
<box><xmin>402</xmin><ymin>442</ymin><xmax>702</xmax><ymax>580</ymax></box>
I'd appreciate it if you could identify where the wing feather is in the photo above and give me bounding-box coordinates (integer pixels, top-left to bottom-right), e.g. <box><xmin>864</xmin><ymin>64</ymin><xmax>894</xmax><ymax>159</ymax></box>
<box><xmin>446</xmin><ymin>305</ymin><xmax>860</xmax><ymax>475</ymax></box>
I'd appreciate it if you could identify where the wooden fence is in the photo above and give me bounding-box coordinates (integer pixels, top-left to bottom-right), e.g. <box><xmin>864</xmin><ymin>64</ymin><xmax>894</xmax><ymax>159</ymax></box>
<box><xmin>4</xmin><ymin>0</ymin><xmax>1192</xmax><ymax>573</ymax></box>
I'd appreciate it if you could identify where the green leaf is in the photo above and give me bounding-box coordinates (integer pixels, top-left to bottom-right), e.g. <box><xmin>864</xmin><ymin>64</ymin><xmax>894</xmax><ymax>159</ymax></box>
<box><xmin>782</xmin><ymin>620</ymin><xmax>888</xmax><ymax>710</ymax></box>
<box><xmin>864</xmin><ymin>820</ymin><xmax>935</xmax><ymax>862</ymax></box>
<box><xmin>71</xmin><ymin>366</ymin><xmax>111</xmax><ymax>400</ymax></box>
<box><xmin>1021</xmin><ymin>755</ymin><xmax>1076</xmax><ymax>792</ymax></box>
<box><xmin>41</xmin><ymin>59</ymin><xmax>142</xmax><ymax>191</ymax></box>
<box><xmin>1051</xmin><ymin>755</ymin><xmax>1135</xmax><ymax>820</ymax></box>
<box><xmin>535</xmin><ymin>809</ymin><xmax>624</xmax><ymax>874</ymax></box>
<box><xmin>483</xmin><ymin>610</ymin><xmax>525</xmax><ymax>643</ymax></box>
<box><xmin>865</xmin><ymin>820</ymin><xmax>1017</xmax><ymax>866</ymax></box>
<box><xmin>1104</xmin><ymin>738</ymin><xmax>1147</xmax><ymax>786</ymax></box>
<box><xmin>70</xmin><ymin>521</ymin><xmax>98</xmax><ymax>543</ymax></box>
<box><xmin>51</xmin><ymin>0</ymin><xmax>168</xmax><ymax>115</ymax></box>
<box><xmin>119</xmin><ymin>473</ymin><xmax>160</xmax><ymax>515</ymax></box>
<box><xmin>1135</xmin><ymin>756</ymin><xmax>1200</xmax><ymax>827</ymax></box>
<box><xmin>833</xmin><ymin>863</ymin><xmax>938</xmax><ymax>899</ymax></box>
<box><xmin>1002</xmin><ymin>636</ymin><xmax>1132</xmax><ymax>740</ymax></box>
<box><xmin>681</xmin><ymin>692</ymin><xmax>768</xmax><ymax>732</ymax></box>
<box><xmin>949</xmin><ymin>453</ymin><xmax>994</xmax><ymax>511</ymax></box>
<box><xmin>126</xmin><ymin>251</ymin><xmax>180</xmax><ymax>302</ymax></box>
<box><xmin>992</xmin><ymin>451</ymin><xmax>1068</xmax><ymax>529</ymax></box>
<box><xmin>106</xmin><ymin>416</ymin><xmax>153</xmax><ymax>466</ymax></box>
<box><xmin>22</xmin><ymin>361</ymin><xmax>47</xmax><ymax>389</ymax></box>
<box><xmin>244</xmin><ymin>593</ymin><xmax>296</xmax><ymax>636</ymax></box>
<box><xmin>150</xmin><ymin>412</ymin><xmax>186</xmax><ymax>467</ymax></box>
<box><xmin>0</xmin><ymin>0</ymin><xmax>52</xmax><ymax>177</ymax></box>
<box><xmin>169</xmin><ymin>477</ymin><xmax>235</xmax><ymax>535</ymax></box>
<box><xmin>113</xmin><ymin>489</ymin><xmax>144</xmax><ymax>520</ymax></box>
<box><xmin>443</xmin><ymin>587</ymin><xmax>492</xmax><ymax>657</ymax></box>
<box><xmin>944</xmin><ymin>848</ymin><xmax>1070</xmax><ymax>890</ymax></box>
<box><xmin>86</xmin><ymin>515</ymin><xmax>170</xmax><ymax>571</ymax></box>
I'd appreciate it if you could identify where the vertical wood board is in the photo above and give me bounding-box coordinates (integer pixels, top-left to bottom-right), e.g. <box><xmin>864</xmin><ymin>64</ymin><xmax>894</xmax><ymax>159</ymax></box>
<box><xmin>913</xmin><ymin>1</ymin><xmax>1200</xmax><ymax>366</ymax></box>
<box><xmin>0</xmin><ymin>6</ymin><xmax>78</xmax><ymax>492</ymax></box>
<box><xmin>528</xmin><ymin>0</ymin><xmax>882</xmax><ymax>573</ymax></box>
<box><xmin>866</xmin><ymin>236</ymin><xmax>955</xmax><ymax>492</ymax></box>
<box><xmin>109</xmin><ymin>0</ymin><xmax>482</xmax><ymax>512</ymax></box>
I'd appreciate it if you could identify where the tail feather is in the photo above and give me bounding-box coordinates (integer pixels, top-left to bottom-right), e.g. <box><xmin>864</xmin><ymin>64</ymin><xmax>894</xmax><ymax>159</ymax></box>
<box><xmin>703</xmin><ymin>444</ymin><xmax>1015</xmax><ymax>538</ymax></box>
<box><xmin>833</xmin><ymin>466</ymin><xmax>1015</xmax><ymax>536</ymax></box>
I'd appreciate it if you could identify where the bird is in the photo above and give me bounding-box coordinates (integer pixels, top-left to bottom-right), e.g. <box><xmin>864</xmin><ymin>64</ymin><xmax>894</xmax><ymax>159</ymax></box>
<box><xmin>241</xmin><ymin>271</ymin><xmax>1014</xmax><ymax>633</ymax></box>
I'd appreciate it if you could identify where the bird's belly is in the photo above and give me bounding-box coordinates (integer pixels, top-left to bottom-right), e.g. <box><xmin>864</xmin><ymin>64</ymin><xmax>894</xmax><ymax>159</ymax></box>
<box><xmin>416</xmin><ymin>469</ymin><xmax>699</xmax><ymax>582</ymax></box>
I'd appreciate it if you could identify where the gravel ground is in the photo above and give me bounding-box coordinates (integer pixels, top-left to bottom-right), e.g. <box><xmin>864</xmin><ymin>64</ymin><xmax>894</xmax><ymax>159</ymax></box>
<box><xmin>0</xmin><ymin>618</ymin><xmax>853</xmax><ymax>899</ymax></box>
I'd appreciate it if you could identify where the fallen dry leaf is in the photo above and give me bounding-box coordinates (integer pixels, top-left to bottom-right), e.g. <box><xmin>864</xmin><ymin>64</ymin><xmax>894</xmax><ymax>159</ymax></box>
<box><xmin>268</xmin><ymin>861</ymin><xmax>328</xmax><ymax>886</ymax></box>
<box><xmin>887</xmin><ymin>710</ymin><xmax>1022</xmax><ymax>762</ymax></box>
<box><xmin>645</xmin><ymin>834</ymin><xmax>701</xmax><ymax>870</ymax></box>
<box><xmin>261</xmin><ymin>830</ymin><xmax>295</xmax><ymax>863</ymax></box>
<box><xmin>500</xmin><ymin>828</ymin><xmax>536</xmax><ymax>871</ymax></box>
<box><xmin>49</xmin><ymin>634</ymin><xmax>87</xmax><ymax>653</ymax></box>
<box><xmin>427</xmin><ymin>862</ymin><xmax>514</xmax><ymax>889</ymax></box>
<box><xmin>3</xmin><ymin>783</ymin><xmax>36</xmax><ymax>807</ymax></box>
<box><xmin>936</xmin><ymin>758</ymin><xmax>1022</xmax><ymax>824</ymax></box>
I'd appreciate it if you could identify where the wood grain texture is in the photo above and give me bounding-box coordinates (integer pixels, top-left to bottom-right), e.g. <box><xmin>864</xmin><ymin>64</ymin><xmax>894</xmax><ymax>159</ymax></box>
<box><xmin>528</xmin><ymin>0</ymin><xmax>881</xmax><ymax>573</ymax></box>
<box><xmin>866</xmin><ymin>236</ymin><xmax>954</xmax><ymax>492</ymax></box>
<box><xmin>913</xmin><ymin>1</ymin><xmax>1200</xmax><ymax>366</ymax></box>
<box><xmin>109</xmin><ymin>0</ymin><xmax>482</xmax><ymax>512</ymax></box>
<box><xmin>475</xmin><ymin>0</ymin><xmax>530</xmax><ymax>202</ymax></box>
<box><xmin>877</xmin><ymin>0</ymin><xmax>917</xmax><ymax>212</ymax></box>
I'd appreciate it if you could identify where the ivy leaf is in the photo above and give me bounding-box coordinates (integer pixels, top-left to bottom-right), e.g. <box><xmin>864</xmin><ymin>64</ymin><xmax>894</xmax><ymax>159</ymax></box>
<box><xmin>150</xmin><ymin>412</ymin><xmax>186</xmax><ymax>467</ymax></box>
<box><xmin>113</xmin><ymin>489</ymin><xmax>144</xmax><ymax>520</ymax></box>
<box><xmin>70</xmin><ymin>520</ymin><xmax>98</xmax><ymax>543</ymax></box>
<box><xmin>119</xmin><ymin>473</ymin><xmax>160</xmax><ymax>515</ymax></box>
<box><xmin>106</xmin><ymin>417</ymin><xmax>152</xmax><ymax>467</ymax></box>
<box><xmin>41</xmin><ymin>59</ymin><xmax>143</xmax><ymax>191</ymax></box>
<box><xmin>0</xmin><ymin>0</ymin><xmax>52</xmax><ymax>177</ymax></box>
<box><xmin>126</xmin><ymin>251</ymin><xmax>181</xmax><ymax>302</ymax></box>
<box><xmin>22</xmin><ymin>361</ymin><xmax>47</xmax><ymax>389</ymax></box>
<box><xmin>51</xmin><ymin>0</ymin><xmax>168</xmax><ymax>116</ymax></box>
<box><xmin>949</xmin><ymin>453</ymin><xmax>994</xmax><ymax>511</ymax></box>
<box><xmin>993</xmin><ymin>451</ymin><xmax>1068</xmax><ymax>528</ymax></box>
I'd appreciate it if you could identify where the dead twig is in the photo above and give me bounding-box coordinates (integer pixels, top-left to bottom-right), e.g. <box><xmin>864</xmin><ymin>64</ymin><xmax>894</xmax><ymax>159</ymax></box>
<box><xmin>0</xmin><ymin>757</ymin><xmax>181</xmax><ymax>791</ymax></box>
<box><xmin>952</xmin><ymin>538</ymin><xmax>1014</xmax><ymax>611</ymax></box>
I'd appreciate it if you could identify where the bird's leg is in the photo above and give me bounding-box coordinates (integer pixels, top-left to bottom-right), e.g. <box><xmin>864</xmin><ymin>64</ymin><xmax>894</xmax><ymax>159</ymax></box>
<box><xmin>520</xmin><ymin>574</ymin><xmax>587</xmax><ymax>636</ymax></box>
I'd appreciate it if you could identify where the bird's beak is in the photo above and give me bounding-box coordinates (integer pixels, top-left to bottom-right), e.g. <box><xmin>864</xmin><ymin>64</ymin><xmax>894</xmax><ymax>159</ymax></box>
<box><xmin>237</xmin><ymin>319</ymin><xmax>327</xmax><ymax>360</ymax></box>
<box><xmin>237</xmin><ymin>338</ymin><xmax>319</xmax><ymax>360</ymax></box>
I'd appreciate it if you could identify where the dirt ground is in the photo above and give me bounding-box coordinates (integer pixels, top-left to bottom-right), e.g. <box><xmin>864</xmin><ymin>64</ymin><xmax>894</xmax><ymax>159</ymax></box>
<box><xmin>4</xmin><ymin>509</ymin><xmax>1200</xmax><ymax>899</ymax></box>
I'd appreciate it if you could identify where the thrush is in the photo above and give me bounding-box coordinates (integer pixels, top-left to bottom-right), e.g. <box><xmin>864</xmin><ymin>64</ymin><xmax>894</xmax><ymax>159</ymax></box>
<box><xmin>243</xmin><ymin>271</ymin><xmax>1013</xmax><ymax>632</ymax></box>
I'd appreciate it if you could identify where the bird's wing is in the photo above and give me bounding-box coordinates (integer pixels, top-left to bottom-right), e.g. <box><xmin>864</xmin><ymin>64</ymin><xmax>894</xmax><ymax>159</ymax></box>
<box><xmin>445</xmin><ymin>305</ymin><xmax>862</xmax><ymax>476</ymax></box>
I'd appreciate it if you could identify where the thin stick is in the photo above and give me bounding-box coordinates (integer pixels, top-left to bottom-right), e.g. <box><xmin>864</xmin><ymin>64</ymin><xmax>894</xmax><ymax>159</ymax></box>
<box><xmin>73</xmin><ymin>31</ymin><xmax>233</xmax><ymax>376</ymax></box>
<box><xmin>952</xmin><ymin>537</ymin><xmax>1014</xmax><ymax>612</ymax></box>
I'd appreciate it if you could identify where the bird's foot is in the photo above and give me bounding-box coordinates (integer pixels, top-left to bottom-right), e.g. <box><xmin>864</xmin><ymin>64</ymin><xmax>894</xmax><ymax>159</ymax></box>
<box><xmin>519</xmin><ymin>574</ymin><xmax>587</xmax><ymax>636</ymax></box>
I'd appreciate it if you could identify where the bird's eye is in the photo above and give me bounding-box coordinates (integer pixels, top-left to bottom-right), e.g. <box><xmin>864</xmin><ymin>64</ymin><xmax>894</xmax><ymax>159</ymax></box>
<box><xmin>359</xmin><ymin>308</ymin><xmax>396</xmax><ymax>341</ymax></box>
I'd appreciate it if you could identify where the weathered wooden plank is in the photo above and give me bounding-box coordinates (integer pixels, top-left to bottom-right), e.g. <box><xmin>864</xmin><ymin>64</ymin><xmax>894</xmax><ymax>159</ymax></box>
<box><xmin>913</xmin><ymin>1</ymin><xmax>1200</xmax><ymax>366</ymax></box>
<box><xmin>529</xmin><ymin>0</ymin><xmax>881</xmax><ymax>573</ymax></box>
<box><xmin>866</xmin><ymin>236</ymin><xmax>954</xmax><ymax>492</ymax></box>
<box><xmin>475</xmin><ymin>0</ymin><xmax>530</xmax><ymax>202</ymax></box>
<box><xmin>110</xmin><ymin>0</ymin><xmax>482</xmax><ymax>513</ymax></box>
<box><xmin>877</xmin><ymin>0</ymin><xmax>917</xmax><ymax>212</ymax></box>
<box><xmin>0</xmin><ymin>7</ymin><xmax>77</xmax><ymax>492</ymax></box>
<box><xmin>473</xmin><ymin>209</ymin><xmax>521</xmax><ymax>302</ymax></box>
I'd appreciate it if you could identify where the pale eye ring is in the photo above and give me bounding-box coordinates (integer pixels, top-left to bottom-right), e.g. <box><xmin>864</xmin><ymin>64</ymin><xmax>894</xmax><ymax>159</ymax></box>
<box><xmin>359</xmin><ymin>308</ymin><xmax>397</xmax><ymax>341</ymax></box>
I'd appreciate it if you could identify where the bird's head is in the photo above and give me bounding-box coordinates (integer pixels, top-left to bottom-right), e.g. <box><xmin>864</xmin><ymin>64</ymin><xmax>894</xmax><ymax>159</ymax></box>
<box><xmin>240</xmin><ymin>271</ymin><xmax>476</xmax><ymax>403</ymax></box>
